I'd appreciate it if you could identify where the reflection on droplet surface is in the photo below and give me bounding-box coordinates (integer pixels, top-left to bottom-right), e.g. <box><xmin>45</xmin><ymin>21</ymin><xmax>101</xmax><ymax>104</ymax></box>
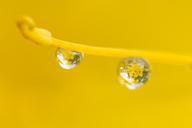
<box><xmin>118</xmin><ymin>57</ymin><xmax>151</xmax><ymax>90</ymax></box>
<box><xmin>56</xmin><ymin>48</ymin><xmax>84</xmax><ymax>70</ymax></box>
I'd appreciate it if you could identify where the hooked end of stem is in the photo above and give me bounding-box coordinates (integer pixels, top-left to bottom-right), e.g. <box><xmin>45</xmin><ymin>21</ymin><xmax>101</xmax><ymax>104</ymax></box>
<box><xmin>17</xmin><ymin>16</ymin><xmax>53</xmax><ymax>46</ymax></box>
<box><xmin>17</xmin><ymin>16</ymin><xmax>36</xmax><ymax>31</ymax></box>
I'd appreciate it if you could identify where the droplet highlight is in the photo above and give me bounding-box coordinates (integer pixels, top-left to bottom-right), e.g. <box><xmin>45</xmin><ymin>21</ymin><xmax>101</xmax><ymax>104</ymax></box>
<box><xmin>118</xmin><ymin>57</ymin><xmax>151</xmax><ymax>90</ymax></box>
<box><xmin>56</xmin><ymin>48</ymin><xmax>84</xmax><ymax>70</ymax></box>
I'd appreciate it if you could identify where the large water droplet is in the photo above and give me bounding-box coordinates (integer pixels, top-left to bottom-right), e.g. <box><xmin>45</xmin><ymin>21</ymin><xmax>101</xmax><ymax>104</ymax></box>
<box><xmin>118</xmin><ymin>57</ymin><xmax>151</xmax><ymax>90</ymax></box>
<box><xmin>56</xmin><ymin>48</ymin><xmax>84</xmax><ymax>70</ymax></box>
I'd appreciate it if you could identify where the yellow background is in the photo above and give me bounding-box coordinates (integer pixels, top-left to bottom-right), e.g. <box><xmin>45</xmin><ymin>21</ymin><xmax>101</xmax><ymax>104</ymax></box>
<box><xmin>0</xmin><ymin>0</ymin><xmax>192</xmax><ymax>127</ymax></box>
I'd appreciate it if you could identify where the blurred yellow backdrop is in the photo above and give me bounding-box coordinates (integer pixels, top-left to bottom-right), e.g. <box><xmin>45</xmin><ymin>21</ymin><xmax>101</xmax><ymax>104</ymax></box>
<box><xmin>0</xmin><ymin>0</ymin><xmax>192</xmax><ymax>127</ymax></box>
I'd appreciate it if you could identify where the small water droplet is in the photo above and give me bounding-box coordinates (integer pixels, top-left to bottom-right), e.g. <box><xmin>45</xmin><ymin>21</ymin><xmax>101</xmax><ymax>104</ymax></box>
<box><xmin>118</xmin><ymin>57</ymin><xmax>151</xmax><ymax>90</ymax></box>
<box><xmin>56</xmin><ymin>48</ymin><xmax>84</xmax><ymax>70</ymax></box>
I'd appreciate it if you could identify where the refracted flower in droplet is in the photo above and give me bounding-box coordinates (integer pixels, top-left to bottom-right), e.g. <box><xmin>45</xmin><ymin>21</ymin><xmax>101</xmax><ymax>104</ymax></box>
<box><xmin>118</xmin><ymin>57</ymin><xmax>151</xmax><ymax>90</ymax></box>
<box><xmin>56</xmin><ymin>48</ymin><xmax>84</xmax><ymax>70</ymax></box>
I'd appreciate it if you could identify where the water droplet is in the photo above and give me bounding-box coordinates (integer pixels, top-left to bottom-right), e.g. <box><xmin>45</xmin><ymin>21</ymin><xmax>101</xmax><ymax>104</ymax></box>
<box><xmin>118</xmin><ymin>57</ymin><xmax>151</xmax><ymax>90</ymax></box>
<box><xmin>56</xmin><ymin>48</ymin><xmax>84</xmax><ymax>70</ymax></box>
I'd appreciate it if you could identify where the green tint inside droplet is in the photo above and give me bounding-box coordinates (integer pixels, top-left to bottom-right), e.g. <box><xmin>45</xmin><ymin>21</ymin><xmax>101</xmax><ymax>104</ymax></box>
<box><xmin>56</xmin><ymin>48</ymin><xmax>84</xmax><ymax>70</ymax></box>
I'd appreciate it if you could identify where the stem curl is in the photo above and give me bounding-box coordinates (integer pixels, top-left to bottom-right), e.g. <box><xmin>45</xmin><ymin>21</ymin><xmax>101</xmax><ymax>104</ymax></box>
<box><xmin>17</xmin><ymin>16</ymin><xmax>192</xmax><ymax>65</ymax></box>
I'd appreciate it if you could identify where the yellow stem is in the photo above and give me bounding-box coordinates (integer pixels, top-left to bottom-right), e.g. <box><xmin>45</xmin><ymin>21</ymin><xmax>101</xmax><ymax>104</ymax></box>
<box><xmin>17</xmin><ymin>16</ymin><xmax>192</xmax><ymax>65</ymax></box>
